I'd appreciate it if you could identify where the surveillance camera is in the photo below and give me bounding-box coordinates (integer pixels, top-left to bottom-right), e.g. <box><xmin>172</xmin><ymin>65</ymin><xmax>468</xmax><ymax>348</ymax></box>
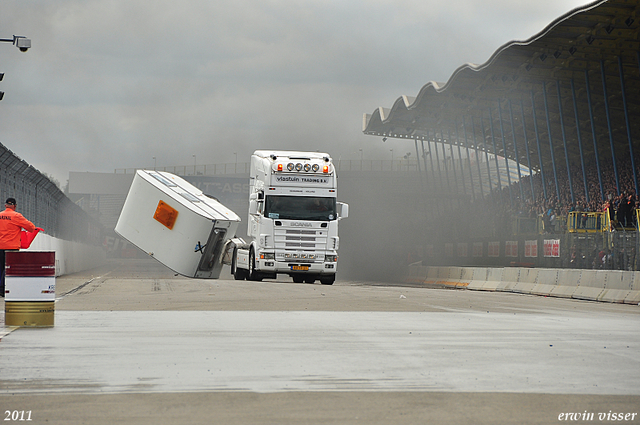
<box><xmin>15</xmin><ymin>37</ymin><xmax>30</xmax><ymax>52</ymax></box>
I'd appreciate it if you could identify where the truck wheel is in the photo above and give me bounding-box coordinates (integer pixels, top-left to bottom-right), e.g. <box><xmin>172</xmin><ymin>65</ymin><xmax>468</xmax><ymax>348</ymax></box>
<box><xmin>249</xmin><ymin>248</ymin><xmax>262</xmax><ymax>281</ymax></box>
<box><xmin>304</xmin><ymin>277</ymin><xmax>316</xmax><ymax>284</ymax></box>
<box><xmin>320</xmin><ymin>275</ymin><xmax>335</xmax><ymax>285</ymax></box>
<box><xmin>232</xmin><ymin>249</ymin><xmax>245</xmax><ymax>280</ymax></box>
<box><xmin>233</xmin><ymin>268</ymin><xmax>245</xmax><ymax>280</ymax></box>
<box><xmin>292</xmin><ymin>275</ymin><xmax>304</xmax><ymax>283</ymax></box>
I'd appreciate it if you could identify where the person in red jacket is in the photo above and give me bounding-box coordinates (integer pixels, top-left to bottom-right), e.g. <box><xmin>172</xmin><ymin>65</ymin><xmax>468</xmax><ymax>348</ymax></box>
<box><xmin>0</xmin><ymin>198</ymin><xmax>35</xmax><ymax>297</ymax></box>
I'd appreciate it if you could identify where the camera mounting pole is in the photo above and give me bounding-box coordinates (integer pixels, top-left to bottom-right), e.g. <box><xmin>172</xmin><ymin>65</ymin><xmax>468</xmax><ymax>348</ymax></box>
<box><xmin>0</xmin><ymin>35</ymin><xmax>30</xmax><ymax>101</ymax></box>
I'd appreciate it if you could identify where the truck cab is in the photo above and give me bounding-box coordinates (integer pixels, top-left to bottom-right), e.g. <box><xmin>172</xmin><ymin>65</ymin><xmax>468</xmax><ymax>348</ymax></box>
<box><xmin>232</xmin><ymin>150</ymin><xmax>348</xmax><ymax>284</ymax></box>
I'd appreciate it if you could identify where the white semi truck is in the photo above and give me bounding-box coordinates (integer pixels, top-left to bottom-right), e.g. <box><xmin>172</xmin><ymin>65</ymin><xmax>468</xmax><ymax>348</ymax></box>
<box><xmin>230</xmin><ymin>150</ymin><xmax>348</xmax><ymax>285</ymax></box>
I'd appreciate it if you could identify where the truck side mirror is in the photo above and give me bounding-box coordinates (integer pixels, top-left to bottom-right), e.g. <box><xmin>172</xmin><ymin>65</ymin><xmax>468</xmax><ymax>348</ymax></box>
<box><xmin>337</xmin><ymin>202</ymin><xmax>349</xmax><ymax>219</ymax></box>
<box><xmin>249</xmin><ymin>199</ymin><xmax>258</xmax><ymax>215</ymax></box>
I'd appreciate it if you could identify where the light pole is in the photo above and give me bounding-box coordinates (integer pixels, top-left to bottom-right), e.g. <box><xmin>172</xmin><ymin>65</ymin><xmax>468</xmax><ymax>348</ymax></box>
<box><xmin>153</xmin><ymin>157</ymin><xmax>156</xmax><ymax>171</ymax></box>
<box><xmin>0</xmin><ymin>35</ymin><xmax>30</xmax><ymax>102</ymax></box>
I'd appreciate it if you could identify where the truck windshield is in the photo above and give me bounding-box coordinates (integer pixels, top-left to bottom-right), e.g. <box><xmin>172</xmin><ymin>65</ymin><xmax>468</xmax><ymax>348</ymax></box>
<box><xmin>264</xmin><ymin>196</ymin><xmax>337</xmax><ymax>221</ymax></box>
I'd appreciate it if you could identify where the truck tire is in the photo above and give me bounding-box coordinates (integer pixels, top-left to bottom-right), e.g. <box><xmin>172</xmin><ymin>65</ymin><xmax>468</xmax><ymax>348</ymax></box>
<box><xmin>320</xmin><ymin>275</ymin><xmax>335</xmax><ymax>285</ymax></box>
<box><xmin>248</xmin><ymin>248</ymin><xmax>262</xmax><ymax>281</ymax></box>
<box><xmin>232</xmin><ymin>248</ymin><xmax>246</xmax><ymax>280</ymax></box>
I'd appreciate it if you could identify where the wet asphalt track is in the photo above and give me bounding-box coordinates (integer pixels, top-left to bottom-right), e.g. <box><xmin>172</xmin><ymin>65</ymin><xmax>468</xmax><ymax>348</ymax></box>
<box><xmin>0</xmin><ymin>258</ymin><xmax>639</xmax><ymax>425</ymax></box>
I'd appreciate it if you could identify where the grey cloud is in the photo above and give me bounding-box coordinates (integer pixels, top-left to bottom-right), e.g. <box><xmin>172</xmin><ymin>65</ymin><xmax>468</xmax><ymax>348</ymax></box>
<box><xmin>0</xmin><ymin>0</ymin><xmax>589</xmax><ymax>183</ymax></box>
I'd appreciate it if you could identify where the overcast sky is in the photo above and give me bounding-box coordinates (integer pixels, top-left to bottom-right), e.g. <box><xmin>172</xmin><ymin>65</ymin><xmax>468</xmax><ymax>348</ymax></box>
<box><xmin>0</xmin><ymin>0</ymin><xmax>590</xmax><ymax>184</ymax></box>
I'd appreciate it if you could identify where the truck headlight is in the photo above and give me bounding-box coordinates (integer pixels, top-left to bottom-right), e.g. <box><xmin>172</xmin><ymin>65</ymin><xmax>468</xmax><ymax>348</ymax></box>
<box><xmin>325</xmin><ymin>255</ymin><xmax>338</xmax><ymax>262</ymax></box>
<box><xmin>260</xmin><ymin>253</ymin><xmax>275</xmax><ymax>260</ymax></box>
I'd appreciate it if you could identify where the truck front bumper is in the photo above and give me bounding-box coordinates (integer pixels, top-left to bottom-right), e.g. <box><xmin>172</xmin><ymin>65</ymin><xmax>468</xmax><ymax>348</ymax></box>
<box><xmin>256</xmin><ymin>259</ymin><xmax>337</xmax><ymax>275</ymax></box>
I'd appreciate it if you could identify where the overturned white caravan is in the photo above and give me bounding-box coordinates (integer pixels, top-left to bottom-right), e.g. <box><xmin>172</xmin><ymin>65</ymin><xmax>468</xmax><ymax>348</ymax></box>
<box><xmin>115</xmin><ymin>170</ymin><xmax>241</xmax><ymax>279</ymax></box>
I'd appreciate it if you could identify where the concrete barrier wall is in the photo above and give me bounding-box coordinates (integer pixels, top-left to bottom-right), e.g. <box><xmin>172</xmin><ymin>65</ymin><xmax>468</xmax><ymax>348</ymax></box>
<box><xmin>406</xmin><ymin>265</ymin><xmax>640</xmax><ymax>305</ymax></box>
<box><xmin>497</xmin><ymin>268</ymin><xmax>520</xmax><ymax>292</ymax></box>
<box><xmin>458</xmin><ymin>267</ymin><xmax>474</xmax><ymax>288</ymax></box>
<box><xmin>597</xmin><ymin>271</ymin><xmax>632</xmax><ymax>304</ymax></box>
<box><xmin>531</xmin><ymin>269</ymin><xmax>559</xmax><ymax>296</ymax></box>
<box><xmin>572</xmin><ymin>270</ymin><xmax>604</xmax><ymax>301</ymax></box>
<box><xmin>437</xmin><ymin>266</ymin><xmax>463</xmax><ymax>288</ymax></box>
<box><xmin>552</xmin><ymin>269</ymin><xmax>582</xmax><ymax>299</ymax></box>
<box><xmin>512</xmin><ymin>268</ymin><xmax>539</xmax><ymax>294</ymax></box>
<box><xmin>625</xmin><ymin>272</ymin><xmax>640</xmax><ymax>305</ymax></box>
<box><xmin>407</xmin><ymin>262</ymin><xmax>427</xmax><ymax>284</ymax></box>
<box><xmin>25</xmin><ymin>233</ymin><xmax>106</xmax><ymax>277</ymax></box>
<box><xmin>424</xmin><ymin>266</ymin><xmax>440</xmax><ymax>285</ymax></box>
<box><xmin>468</xmin><ymin>268</ymin><xmax>489</xmax><ymax>290</ymax></box>
<box><xmin>471</xmin><ymin>268</ymin><xmax>503</xmax><ymax>291</ymax></box>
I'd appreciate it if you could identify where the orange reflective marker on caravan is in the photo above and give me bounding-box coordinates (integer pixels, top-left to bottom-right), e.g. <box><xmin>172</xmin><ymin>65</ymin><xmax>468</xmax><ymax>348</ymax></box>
<box><xmin>153</xmin><ymin>200</ymin><xmax>178</xmax><ymax>230</ymax></box>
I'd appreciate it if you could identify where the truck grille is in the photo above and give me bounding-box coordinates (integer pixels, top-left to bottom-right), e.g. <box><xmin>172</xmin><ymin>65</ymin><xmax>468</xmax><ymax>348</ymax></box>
<box><xmin>285</xmin><ymin>242</ymin><xmax>316</xmax><ymax>248</ymax></box>
<box><xmin>286</xmin><ymin>236</ymin><xmax>316</xmax><ymax>242</ymax></box>
<box><xmin>275</xmin><ymin>227</ymin><xmax>328</xmax><ymax>250</ymax></box>
<box><xmin>286</xmin><ymin>230</ymin><xmax>316</xmax><ymax>235</ymax></box>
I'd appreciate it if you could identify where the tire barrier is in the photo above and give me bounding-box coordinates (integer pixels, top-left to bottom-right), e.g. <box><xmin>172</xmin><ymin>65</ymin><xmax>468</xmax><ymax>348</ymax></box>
<box><xmin>405</xmin><ymin>265</ymin><xmax>640</xmax><ymax>305</ymax></box>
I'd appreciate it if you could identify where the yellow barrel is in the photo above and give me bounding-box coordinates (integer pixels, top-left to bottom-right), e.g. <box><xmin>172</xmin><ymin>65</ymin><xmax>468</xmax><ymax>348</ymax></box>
<box><xmin>5</xmin><ymin>301</ymin><xmax>55</xmax><ymax>327</ymax></box>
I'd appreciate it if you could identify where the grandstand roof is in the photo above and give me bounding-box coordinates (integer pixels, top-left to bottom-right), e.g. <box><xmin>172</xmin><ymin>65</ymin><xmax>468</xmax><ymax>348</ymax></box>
<box><xmin>363</xmin><ymin>0</ymin><xmax>640</xmax><ymax>198</ymax></box>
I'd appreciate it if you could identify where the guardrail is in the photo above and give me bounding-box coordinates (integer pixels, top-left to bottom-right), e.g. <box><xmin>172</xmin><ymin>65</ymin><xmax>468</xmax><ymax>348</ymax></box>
<box><xmin>567</xmin><ymin>211</ymin><xmax>605</xmax><ymax>233</ymax></box>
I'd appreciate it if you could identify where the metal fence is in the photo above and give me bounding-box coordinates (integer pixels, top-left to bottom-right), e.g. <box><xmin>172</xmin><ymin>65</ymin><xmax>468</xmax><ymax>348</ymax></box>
<box><xmin>422</xmin><ymin>224</ymin><xmax>638</xmax><ymax>271</ymax></box>
<box><xmin>0</xmin><ymin>143</ymin><xmax>102</xmax><ymax>245</ymax></box>
<box><xmin>422</xmin><ymin>233</ymin><xmax>635</xmax><ymax>270</ymax></box>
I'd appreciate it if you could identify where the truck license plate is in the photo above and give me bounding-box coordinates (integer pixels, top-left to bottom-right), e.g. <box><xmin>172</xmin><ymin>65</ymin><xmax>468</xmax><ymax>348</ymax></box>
<box><xmin>291</xmin><ymin>265</ymin><xmax>309</xmax><ymax>271</ymax></box>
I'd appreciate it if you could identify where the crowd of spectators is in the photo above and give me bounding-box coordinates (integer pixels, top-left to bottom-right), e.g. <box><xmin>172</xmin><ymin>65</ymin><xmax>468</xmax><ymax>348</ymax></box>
<box><xmin>503</xmin><ymin>157</ymin><xmax>638</xmax><ymax>230</ymax></box>
<box><xmin>426</xmin><ymin>154</ymin><xmax>640</xmax><ymax>270</ymax></box>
